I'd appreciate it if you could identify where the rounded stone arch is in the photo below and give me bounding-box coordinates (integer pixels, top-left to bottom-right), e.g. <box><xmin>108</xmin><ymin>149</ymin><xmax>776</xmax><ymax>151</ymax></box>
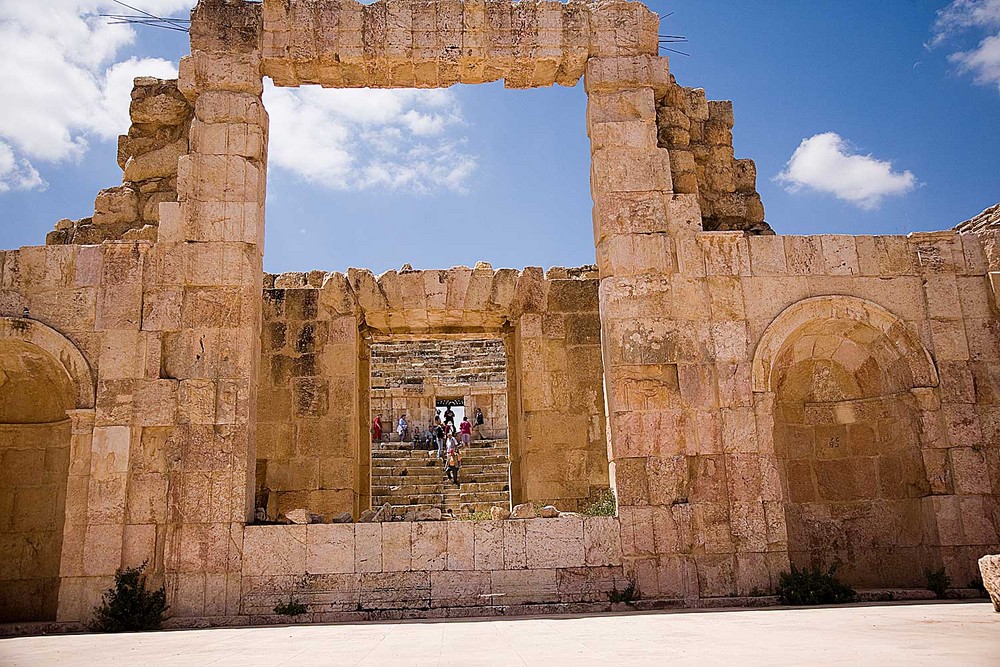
<box><xmin>0</xmin><ymin>317</ymin><xmax>95</xmax><ymax>412</ymax></box>
<box><xmin>751</xmin><ymin>295</ymin><xmax>938</xmax><ymax>395</ymax></box>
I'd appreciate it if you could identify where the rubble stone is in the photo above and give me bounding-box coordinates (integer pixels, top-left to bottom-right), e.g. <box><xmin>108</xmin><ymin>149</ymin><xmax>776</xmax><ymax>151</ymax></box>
<box><xmin>980</xmin><ymin>555</ymin><xmax>1000</xmax><ymax>612</ymax></box>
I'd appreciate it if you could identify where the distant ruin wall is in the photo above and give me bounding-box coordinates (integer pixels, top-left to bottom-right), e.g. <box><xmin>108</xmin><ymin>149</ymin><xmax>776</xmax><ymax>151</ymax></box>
<box><xmin>370</xmin><ymin>338</ymin><xmax>509</xmax><ymax>442</ymax></box>
<box><xmin>256</xmin><ymin>265</ymin><xmax>609</xmax><ymax>518</ymax></box>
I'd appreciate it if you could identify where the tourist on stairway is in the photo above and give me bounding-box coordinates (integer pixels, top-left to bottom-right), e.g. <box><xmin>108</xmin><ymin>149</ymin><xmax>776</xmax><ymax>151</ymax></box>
<box><xmin>397</xmin><ymin>414</ymin><xmax>408</xmax><ymax>441</ymax></box>
<box><xmin>372</xmin><ymin>414</ymin><xmax>383</xmax><ymax>443</ymax></box>
<box><xmin>459</xmin><ymin>415</ymin><xmax>472</xmax><ymax>448</ymax></box>
<box><xmin>474</xmin><ymin>407</ymin><xmax>485</xmax><ymax>439</ymax></box>
<box><xmin>445</xmin><ymin>437</ymin><xmax>462</xmax><ymax>487</ymax></box>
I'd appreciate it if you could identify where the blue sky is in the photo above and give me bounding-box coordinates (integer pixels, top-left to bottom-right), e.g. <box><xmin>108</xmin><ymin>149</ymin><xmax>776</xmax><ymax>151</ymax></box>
<box><xmin>0</xmin><ymin>1</ymin><xmax>997</xmax><ymax>275</ymax></box>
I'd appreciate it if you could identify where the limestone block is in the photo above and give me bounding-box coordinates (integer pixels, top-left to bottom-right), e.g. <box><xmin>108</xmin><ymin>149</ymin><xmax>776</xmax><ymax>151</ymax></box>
<box><xmin>978</xmin><ymin>554</ymin><xmax>1000</xmax><ymax>612</ymax></box>
<box><xmin>180</xmin><ymin>51</ymin><xmax>263</xmax><ymax>98</ymax></box>
<box><xmin>589</xmin><ymin>119</ymin><xmax>658</xmax><ymax>152</ymax></box>
<box><xmin>134</xmin><ymin>379</ymin><xmax>178</xmax><ymax>427</ymax></box>
<box><xmin>411</xmin><ymin>522</ymin><xmax>447</xmax><ymax>571</ymax></box>
<box><xmin>583</xmin><ymin>516</ymin><xmax>623</xmax><ymax>567</ymax></box>
<box><xmin>430</xmin><ymin>570</ymin><xmax>492</xmax><ymax>608</ymax></box>
<box><xmin>525</xmin><ymin>516</ymin><xmax>584</xmax><ymax>569</ymax></box>
<box><xmin>502</xmin><ymin>520</ymin><xmax>527</xmax><ymax>569</ymax></box>
<box><xmin>123</xmin><ymin>138</ymin><xmax>187</xmax><ymax>182</ymax></box>
<box><xmin>354</xmin><ymin>522</ymin><xmax>382</xmax><ymax>573</ymax></box>
<box><xmin>930</xmin><ymin>319</ymin><xmax>971</xmax><ymax>361</ymax></box>
<box><xmin>699</xmin><ymin>232</ymin><xmax>750</xmax><ymax>277</ymax></box>
<box><xmin>82</xmin><ymin>524</ymin><xmax>124</xmax><ymax>577</ymax></box>
<box><xmin>306</xmin><ymin>524</ymin><xmax>355</xmax><ymax>575</ymax></box>
<box><xmin>446</xmin><ymin>521</ymin><xmax>475</xmax><ymax>571</ymax></box>
<box><xmin>923</xmin><ymin>275</ymin><xmax>963</xmax><ymax>322</ymax></box>
<box><xmin>473</xmin><ymin>521</ymin><xmax>503</xmax><ymax>570</ymax></box>
<box><xmin>784</xmin><ymin>236</ymin><xmax>825</xmax><ymax>275</ymax></box>
<box><xmin>490</xmin><ymin>568</ymin><xmax>559</xmax><ymax>605</ymax></box>
<box><xmin>591</xmin><ymin>147</ymin><xmax>672</xmax><ymax>195</ymax></box>
<box><xmin>360</xmin><ymin>571</ymin><xmax>431</xmax><ymax>609</ymax></box>
<box><xmin>92</xmin><ymin>186</ymin><xmax>139</xmax><ymax>227</ymax></box>
<box><xmin>586</xmin><ymin>89</ymin><xmax>655</xmax><ymax>125</ymax></box>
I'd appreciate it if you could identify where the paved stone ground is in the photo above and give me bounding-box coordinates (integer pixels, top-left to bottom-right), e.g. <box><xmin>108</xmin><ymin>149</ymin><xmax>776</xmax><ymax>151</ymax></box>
<box><xmin>1</xmin><ymin>602</ymin><xmax>996</xmax><ymax>666</ymax></box>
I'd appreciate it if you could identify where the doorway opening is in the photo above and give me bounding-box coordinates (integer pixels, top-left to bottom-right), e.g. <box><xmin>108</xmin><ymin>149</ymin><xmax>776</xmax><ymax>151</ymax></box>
<box><xmin>369</xmin><ymin>337</ymin><xmax>511</xmax><ymax>517</ymax></box>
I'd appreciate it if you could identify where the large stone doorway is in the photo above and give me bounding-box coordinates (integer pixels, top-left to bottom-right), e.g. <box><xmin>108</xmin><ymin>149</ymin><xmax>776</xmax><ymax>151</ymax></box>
<box><xmin>369</xmin><ymin>337</ymin><xmax>512</xmax><ymax>517</ymax></box>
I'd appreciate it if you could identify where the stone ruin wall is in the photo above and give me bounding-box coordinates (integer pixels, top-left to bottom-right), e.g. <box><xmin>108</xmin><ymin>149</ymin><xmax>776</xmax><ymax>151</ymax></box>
<box><xmin>657</xmin><ymin>76</ymin><xmax>770</xmax><ymax>234</ymax></box>
<box><xmin>256</xmin><ymin>264</ymin><xmax>610</xmax><ymax>523</ymax></box>
<box><xmin>370</xmin><ymin>338</ymin><xmax>509</xmax><ymax>442</ymax></box>
<box><xmin>47</xmin><ymin>79</ymin><xmax>193</xmax><ymax>246</ymax></box>
<box><xmin>0</xmin><ymin>0</ymin><xmax>999</xmax><ymax>627</ymax></box>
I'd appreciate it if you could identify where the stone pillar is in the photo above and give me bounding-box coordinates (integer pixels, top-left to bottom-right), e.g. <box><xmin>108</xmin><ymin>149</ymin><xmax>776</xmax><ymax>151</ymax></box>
<box><xmin>586</xmin><ymin>48</ymin><xmax>698</xmax><ymax>599</ymax></box>
<box><xmin>751</xmin><ymin>391</ymin><xmax>791</xmax><ymax>587</ymax></box>
<box><xmin>154</xmin><ymin>0</ymin><xmax>267</xmax><ymax>618</ymax></box>
<box><xmin>56</xmin><ymin>409</ymin><xmax>95</xmax><ymax>621</ymax></box>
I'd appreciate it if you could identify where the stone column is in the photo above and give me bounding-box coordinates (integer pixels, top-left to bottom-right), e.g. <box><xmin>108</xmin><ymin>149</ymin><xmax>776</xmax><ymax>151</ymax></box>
<box><xmin>56</xmin><ymin>408</ymin><xmax>95</xmax><ymax>621</ymax></box>
<box><xmin>153</xmin><ymin>0</ymin><xmax>267</xmax><ymax>618</ymax></box>
<box><xmin>586</xmin><ymin>48</ymin><xmax>703</xmax><ymax>599</ymax></box>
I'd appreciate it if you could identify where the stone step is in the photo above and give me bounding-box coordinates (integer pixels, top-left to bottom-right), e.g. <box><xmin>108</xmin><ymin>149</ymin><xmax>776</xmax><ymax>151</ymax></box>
<box><xmin>372</xmin><ymin>481</ymin><xmax>509</xmax><ymax>496</ymax></box>
<box><xmin>384</xmin><ymin>502</ymin><xmax>508</xmax><ymax>516</ymax></box>
<box><xmin>372</xmin><ymin>463</ymin><xmax>511</xmax><ymax>473</ymax></box>
<box><xmin>373</xmin><ymin>490</ymin><xmax>511</xmax><ymax>506</ymax></box>
<box><xmin>372</xmin><ymin>445</ymin><xmax>510</xmax><ymax>459</ymax></box>
<box><xmin>371</xmin><ymin>469</ymin><xmax>509</xmax><ymax>482</ymax></box>
<box><xmin>371</xmin><ymin>473</ymin><xmax>509</xmax><ymax>486</ymax></box>
<box><xmin>371</xmin><ymin>453</ymin><xmax>510</xmax><ymax>465</ymax></box>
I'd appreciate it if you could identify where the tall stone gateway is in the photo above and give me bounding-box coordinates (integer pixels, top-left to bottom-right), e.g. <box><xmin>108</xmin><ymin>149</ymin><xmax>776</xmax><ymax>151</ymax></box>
<box><xmin>1</xmin><ymin>0</ymin><xmax>998</xmax><ymax>626</ymax></box>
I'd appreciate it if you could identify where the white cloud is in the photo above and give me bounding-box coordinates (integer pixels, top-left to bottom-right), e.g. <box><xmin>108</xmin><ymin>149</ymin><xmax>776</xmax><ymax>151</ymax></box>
<box><xmin>776</xmin><ymin>133</ymin><xmax>916</xmax><ymax>210</ymax></box>
<box><xmin>0</xmin><ymin>0</ymin><xmax>192</xmax><ymax>193</ymax></box>
<box><xmin>264</xmin><ymin>81</ymin><xmax>477</xmax><ymax>194</ymax></box>
<box><xmin>0</xmin><ymin>0</ymin><xmax>476</xmax><ymax>196</ymax></box>
<box><xmin>931</xmin><ymin>0</ymin><xmax>1000</xmax><ymax>92</ymax></box>
<box><xmin>0</xmin><ymin>141</ymin><xmax>47</xmax><ymax>193</ymax></box>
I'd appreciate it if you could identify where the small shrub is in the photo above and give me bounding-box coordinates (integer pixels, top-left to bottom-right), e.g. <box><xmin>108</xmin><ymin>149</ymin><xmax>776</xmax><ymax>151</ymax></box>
<box><xmin>582</xmin><ymin>489</ymin><xmax>616</xmax><ymax>517</ymax></box>
<box><xmin>925</xmin><ymin>568</ymin><xmax>951</xmax><ymax>599</ymax></box>
<box><xmin>90</xmin><ymin>562</ymin><xmax>168</xmax><ymax>632</ymax></box>
<box><xmin>274</xmin><ymin>598</ymin><xmax>308</xmax><ymax>616</ymax></box>
<box><xmin>459</xmin><ymin>510</ymin><xmax>494</xmax><ymax>521</ymax></box>
<box><xmin>610</xmin><ymin>580</ymin><xmax>638</xmax><ymax>605</ymax></box>
<box><xmin>776</xmin><ymin>564</ymin><xmax>857</xmax><ymax>606</ymax></box>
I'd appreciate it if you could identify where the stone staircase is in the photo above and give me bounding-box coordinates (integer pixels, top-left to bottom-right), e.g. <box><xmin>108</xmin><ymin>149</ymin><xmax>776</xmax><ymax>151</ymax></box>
<box><xmin>371</xmin><ymin>438</ymin><xmax>511</xmax><ymax>515</ymax></box>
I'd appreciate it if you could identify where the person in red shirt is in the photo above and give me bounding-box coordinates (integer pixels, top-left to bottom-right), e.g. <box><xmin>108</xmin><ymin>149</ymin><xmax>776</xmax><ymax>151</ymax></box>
<box><xmin>459</xmin><ymin>416</ymin><xmax>472</xmax><ymax>447</ymax></box>
<box><xmin>372</xmin><ymin>414</ymin><xmax>383</xmax><ymax>442</ymax></box>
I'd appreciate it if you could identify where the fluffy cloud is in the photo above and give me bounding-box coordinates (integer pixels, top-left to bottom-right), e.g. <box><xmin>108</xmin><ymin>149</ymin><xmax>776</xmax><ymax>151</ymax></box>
<box><xmin>776</xmin><ymin>133</ymin><xmax>917</xmax><ymax>210</ymax></box>
<box><xmin>0</xmin><ymin>1</ymin><xmax>476</xmax><ymax>195</ymax></box>
<box><xmin>0</xmin><ymin>141</ymin><xmax>46</xmax><ymax>193</ymax></box>
<box><xmin>264</xmin><ymin>82</ymin><xmax>476</xmax><ymax>193</ymax></box>
<box><xmin>0</xmin><ymin>1</ymin><xmax>190</xmax><ymax>191</ymax></box>
<box><xmin>931</xmin><ymin>0</ymin><xmax>1000</xmax><ymax>92</ymax></box>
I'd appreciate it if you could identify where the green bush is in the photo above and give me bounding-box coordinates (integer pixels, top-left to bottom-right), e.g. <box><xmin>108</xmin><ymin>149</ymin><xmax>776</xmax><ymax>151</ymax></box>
<box><xmin>274</xmin><ymin>598</ymin><xmax>308</xmax><ymax>616</ymax></box>
<box><xmin>925</xmin><ymin>568</ymin><xmax>951</xmax><ymax>598</ymax></box>
<box><xmin>90</xmin><ymin>562</ymin><xmax>168</xmax><ymax>632</ymax></box>
<box><xmin>609</xmin><ymin>580</ymin><xmax>638</xmax><ymax>605</ymax></box>
<box><xmin>776</xmin><ymin>564</ymin><xmax>857</xmax><ymax>606</ymax></box>
<box><xmin>581</xmin><ymin>489</ymin><xmax>616</xmax><ymax>517</ymax></box>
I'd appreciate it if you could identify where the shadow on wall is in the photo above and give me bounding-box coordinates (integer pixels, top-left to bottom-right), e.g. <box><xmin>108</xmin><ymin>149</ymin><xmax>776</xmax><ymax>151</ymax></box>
<box><xmin>0</xmin><ymin>339</ymin><xmax>75</xmax><ymax>621</ymax></box>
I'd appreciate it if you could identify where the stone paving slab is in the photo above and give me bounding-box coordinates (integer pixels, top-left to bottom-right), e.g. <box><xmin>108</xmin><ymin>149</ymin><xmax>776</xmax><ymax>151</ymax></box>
<box><xmin>0</xmin><ymin>602</ymin><xmax>997</xmax><ymax>667</ymax></box>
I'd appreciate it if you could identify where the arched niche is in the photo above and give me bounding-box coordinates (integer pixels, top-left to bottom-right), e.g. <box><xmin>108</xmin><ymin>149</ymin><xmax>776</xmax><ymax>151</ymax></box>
<box><xmin>751</xmin><ymin>296</ymin><xmax>939</xmax><ymax>588</ymax></box>
<box><xmin>0</xmin><ymin>317</ymin><xmax>94</xmax><ymax>621</ymax></box>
